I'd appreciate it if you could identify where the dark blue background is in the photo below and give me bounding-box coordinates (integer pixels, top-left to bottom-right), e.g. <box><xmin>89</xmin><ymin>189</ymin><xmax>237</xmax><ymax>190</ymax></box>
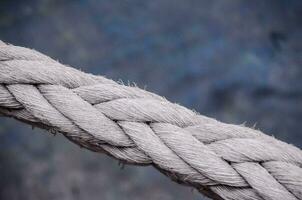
<box><xmin>0</xmin><ymin>0</ymin><xmax>301</xmax><ymax>199</ymax></box>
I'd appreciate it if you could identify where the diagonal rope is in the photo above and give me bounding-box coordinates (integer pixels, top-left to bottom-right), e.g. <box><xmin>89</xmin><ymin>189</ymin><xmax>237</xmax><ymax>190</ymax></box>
<box><xmin>0</xmin><ymin>40</ymin><xmax>301</xmax><ymax>200</ymax></box>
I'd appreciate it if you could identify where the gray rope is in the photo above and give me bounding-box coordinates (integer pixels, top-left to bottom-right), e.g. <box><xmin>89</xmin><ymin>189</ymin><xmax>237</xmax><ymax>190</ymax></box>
<box><xmin>0</xmin><ymin>40</ymin><xmax>301</xmax><ymax>200</ymax></box>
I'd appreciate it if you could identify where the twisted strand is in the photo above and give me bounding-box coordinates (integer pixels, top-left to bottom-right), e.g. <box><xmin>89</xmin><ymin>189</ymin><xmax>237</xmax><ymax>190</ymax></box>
<box><xmin>0</xmin><ymin>41</ymin><xmax>301</xmax><ymax>200</ymax></box>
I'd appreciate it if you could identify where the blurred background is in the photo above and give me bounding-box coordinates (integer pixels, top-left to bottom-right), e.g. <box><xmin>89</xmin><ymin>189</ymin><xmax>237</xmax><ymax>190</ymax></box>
<box><xmin>0</xmin><ymin>0</ymin><xmax>301</xmax><ymax>199</ymax></box>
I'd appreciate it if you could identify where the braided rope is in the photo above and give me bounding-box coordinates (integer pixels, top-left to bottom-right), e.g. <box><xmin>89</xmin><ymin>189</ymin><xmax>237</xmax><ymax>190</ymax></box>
<box><xmin>0</xmin><ymin>40</ymin><xmax>301</xmax><ymax>200</ymax></box>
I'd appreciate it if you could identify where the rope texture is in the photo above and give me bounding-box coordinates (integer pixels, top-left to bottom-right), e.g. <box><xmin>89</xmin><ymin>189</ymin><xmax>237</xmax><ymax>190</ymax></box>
<box><xmin>0</xmin><ymin>40</ymin><xmax>301</xmax><ymax>200</ymax></box>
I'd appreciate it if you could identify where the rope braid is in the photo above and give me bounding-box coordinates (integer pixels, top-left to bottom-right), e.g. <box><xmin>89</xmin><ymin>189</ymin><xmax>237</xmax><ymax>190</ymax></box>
<box><xmin>0</xmin><ymin>40</ymin><xmax>301</xmax><ymax>200</ymax></box>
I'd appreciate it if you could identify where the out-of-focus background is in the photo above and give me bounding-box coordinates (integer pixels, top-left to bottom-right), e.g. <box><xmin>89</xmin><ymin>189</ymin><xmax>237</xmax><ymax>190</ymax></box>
<box><xmin>0</xmin><ymin>0</ymin><xmax>301</xmax><ymax>199</ymax></box>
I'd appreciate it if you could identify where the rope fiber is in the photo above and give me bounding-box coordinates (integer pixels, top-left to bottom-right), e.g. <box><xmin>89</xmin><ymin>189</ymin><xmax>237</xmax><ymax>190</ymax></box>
<box><xmin>0</xmin><ymin>40</ymin><xmax>301</xmax><ymax>200</ymax></box>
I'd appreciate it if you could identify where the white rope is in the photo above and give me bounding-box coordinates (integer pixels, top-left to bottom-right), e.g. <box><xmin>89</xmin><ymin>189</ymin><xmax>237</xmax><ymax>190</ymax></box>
<box><xmin>0</xmin><ymin>41</ymin><xmax>301</xmax><ymax>200</ymax></box>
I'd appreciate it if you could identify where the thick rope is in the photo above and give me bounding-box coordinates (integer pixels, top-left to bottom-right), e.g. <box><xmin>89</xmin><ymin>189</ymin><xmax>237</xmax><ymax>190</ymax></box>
<box><xmin>0</xmin><ymin>40</ymin><xmax>301</xmax><ymax>200</ymax></box>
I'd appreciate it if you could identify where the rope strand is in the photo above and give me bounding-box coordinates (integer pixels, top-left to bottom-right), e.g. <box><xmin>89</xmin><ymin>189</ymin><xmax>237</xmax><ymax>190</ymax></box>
<box><xmin>0</xmin><ymin>41</ymin><xmax>301</xmax><ymax>200</ymax></box>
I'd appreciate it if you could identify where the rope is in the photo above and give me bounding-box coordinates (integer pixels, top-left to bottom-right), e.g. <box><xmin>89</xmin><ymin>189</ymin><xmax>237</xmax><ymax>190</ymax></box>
<box><xmin>0</xmin><ymin>40</ymin><xmax>301</xmax><ymax>200</ymax></box>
